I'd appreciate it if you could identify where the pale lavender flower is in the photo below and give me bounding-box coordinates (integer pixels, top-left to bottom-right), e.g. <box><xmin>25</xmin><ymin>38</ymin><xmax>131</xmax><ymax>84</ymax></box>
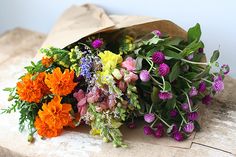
<box><xmin>184</xmin><ymin>122</ymin><xmax>195</xmax><ymax>133</ymax></box>
<box><xmin>144</xmin><ymin>113</ymin><xmax>155</xmax><ymax>123</ymax></box>
<box><xmin>139</xmin><ymin>70</ymin><xmax>150</xmax><ymax>82</ymax></box>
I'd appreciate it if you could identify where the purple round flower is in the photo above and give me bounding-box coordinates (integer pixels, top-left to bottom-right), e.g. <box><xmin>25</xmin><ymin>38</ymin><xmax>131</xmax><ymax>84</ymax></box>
<box><xmin>187</xmin><ymin>112</ymin><xmax>199</xmax><ymax>121</ymax></box>
<box><xmin>198</xmin><ymin>82</ymin><xmax>206</xmax><ymax>93</ymax></box>
<box><xmin>187</xmin><ymin>53</ymin><xmax>194</xmax><ymax>60</ymax></box>
<box><xmin>153</xmin><ymin>30</ymin><xmax>162</xmax><ymax>36</ymax></box>
<box><xmin>91</xmin><ymin>39</ymin><xmax>103</xmax><ymax>49</ymax></box>
<box><xmin>170</xmin><ymin>109</ymin><xmax>178</xmax><ymax>118</ymax></box>
<box><xmin>189</xmin><ymin>86</ymin><xmax>198</xmax><ymax>97</ymax></box>
<box><xmin>139</xmin><ymin>70</ymin><xmax>150</xmax><ymax>82</ymax></box>
<box><xmin>181</xmin><ymin>103</ymin><xmax>189</xmax><ymax>112</ymax></box>
<box><xmin>143</xmin><ymin>126</ymin><xmax>153</xmax><ymax>135</ymax></box>
<box><xmin>144</xmin><ymin>113</ymin><xmax>155</xmax><ymax>123</ymax></box>
<box><xmin>202</xmin><ymin>95</ymin><xmax>212</xmax><ymax>105</ymax></box>
<box><xmin>159</xmin><ymin>91</ymin><xmax>173</xmax><ymax>100</ymax></box>
<box><xmin>198</xmin><ymin>48</ymin><xmax>204</xmax><ymax>53</ymax></box>
<box><xmin>212</xmin><ymin>80</ymin><xmax>224</xmax><ymax>93</ymax></box>
<box><xmin>183</xmin><ymin>122</ymin><xmax>195</xmax><ymax>133</ymax></box>
<box><xmin>221</xmin><ymin>64</ymin><xmax>230</xmax><ymax>75</ymax></box>
<box><xmin>172</xmin><ymin>131</ymin><xmax>184</xmax><ymax>141</ymax></box>
<box><xmin>152</xmin><ymin>51</ymin><xmax>165</xmax><ymax>64</ymax></box>
<box><xmin>154</xmin><ymin>123</ymin><xmax>164</xmax><ymax>138</ymax></box>
<box><xmin>158</xmin><ymin>63</ymin><xmax>170</xmax><ymax>76</ymax></box>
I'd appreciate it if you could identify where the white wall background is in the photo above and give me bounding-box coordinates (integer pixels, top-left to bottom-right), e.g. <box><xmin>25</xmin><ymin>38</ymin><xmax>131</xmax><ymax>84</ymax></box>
<box><xmin>0</xmin><ymin>0</ymin><xmax>235</xmax><ymax>77</ymax></box>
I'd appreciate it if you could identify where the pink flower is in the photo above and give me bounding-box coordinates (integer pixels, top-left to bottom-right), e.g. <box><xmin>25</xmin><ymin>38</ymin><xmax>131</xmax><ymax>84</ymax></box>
<box><xmin>118</xmin><ymin>81</ymin><xmax>127</xmax><ymax>92</ymax></box>
<box><xmin>73</xmin><ymin>90</ymin><xmax>87</xmax><ymax>116</ymax></box>
<box><xmin>124</xmin><ymin>72</ymin><xmax>138</xmax><ymax>83</ymax></box>
<box><xmin>121</xmin><ymin>57</ymin><xmax>136</xmax><ymax>71</ymax></box>
<box><xmin>86</xmin><ymin>87</ymin><xmax>100</xmax><ymax>103</ymax></box>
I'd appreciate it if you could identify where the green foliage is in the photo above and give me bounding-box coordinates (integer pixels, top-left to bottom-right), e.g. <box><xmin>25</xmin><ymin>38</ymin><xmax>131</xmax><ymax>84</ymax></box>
<box><xmin>210</xmin><ymin>50</ymin><xmax>220</xmax><ymax>63</ymax></box>
<box><xmin>169</xmin><ymin>62</ymin><xmax>180</xmax><ymax>82</ymax></box>
<box><xmin>188</xmin><ymin>23</ymin><xmax>201</xmax><ymax>42</ymax></box>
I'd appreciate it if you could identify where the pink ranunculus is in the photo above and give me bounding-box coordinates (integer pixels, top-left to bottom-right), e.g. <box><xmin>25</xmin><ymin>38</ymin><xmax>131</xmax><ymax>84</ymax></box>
<box><xmin>87</xmin><ymin>87</ymin><xmax>100</xmax><ymax>103</ymax></box>
<box><xmin>124</xmin><ymin>72</ymin><xmax>138</xmax><ymax>83</ymax></box>
<box><xmin>121</xmin><ymin>57</ymin><xmax>136</xmax><ymax>71</ymax></box>
<box><xmin>73</xmin><ymin>89</ymin><xmax>87</xmax><ymax>116</ymax></box>
<box><xmin>118</xmin><ymin>81</ymin><xmax>127</xmax><ymax>92</ymax></box>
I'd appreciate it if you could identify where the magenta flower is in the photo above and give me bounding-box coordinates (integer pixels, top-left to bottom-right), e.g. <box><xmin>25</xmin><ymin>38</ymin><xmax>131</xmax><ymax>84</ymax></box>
<box><xmin>159</xmin><ymin>91</ymin><xmax>173</xmax><ymax>100</ymax></box>
<box><xmin>143</xmin><ymin>126</ymin><xmax>153</xmax><ymax>135</ymax></box>
<box><xmin>153</xmin><ymin>30</ymin><xmax>162</xmax><ymax>36</ymax></box>
<box><xmin>212</xmin><ymin>79</ymin><xmax>224</xmax><ymax>93</ymax></box>
<box><xmin>144</xmin><ymin>113</ymin><xmax>155</xmax><ymax>123</ymax></box>
<box><xmin>221</xmin><ymin>64</ymin><xmax>230</xmax><ymax>75</ymax></box>
<box><xmin>139</xmin><ymin>70</ymin><xmax>150</xmax><ymax>82</ymax></box>
<box><xmin>187</xmin><ymin>112</ymin><xmax>199</xmax><ymax>121</ymax></box>
<box><xmin>154</xmin><ymin>123</ymin><xmax>164</xmax><ymax>138</ymax></box>
<box><xmin>170</xmin><ymin>109</ymin><xmax>178</xmax><ymax>118</ymax></box>
<box><xmin>181</xmin><ymin>103</ymin><xmax>189</xmax><ymax>112</ymax></box>
<box><xmin>202</xmin><ymin>95</ymin><xmax>212</xmax><ymax>105</ymax></box>
<box><xmin>198</xmin><ymin>48</ymin><xmax>204</xmax><ymax>53</ymax></box>
<box><xmin>187</xmin><ymin>53</ymin><xmax>194</xmax><ymax>60</ymax></box>
<box><xmin>121</xmin><ymin>57</ymin><xmax>136</xmax><ymax>71</ymax></box>
<box><xmin>152</xmin><ymin>51</ymin><xmax>165</xmax><ymax>64</ymax></box>
<box><xmin>158</xmin><ymin>63</ymin><xmax>170</xmax><ymax>76</ymax></box>
<box><xmin>183</xmin><ymin>122</ymin><xmax>195</xmax><ymax>133</ymax></box>
<box><xmin>91</xmin><ymin>39</ymin><xmax>103</xmax><ymax>49</ymax></box>
<box><xmin>172</xmin><ymin>131</ymin><xmax>184</xmax><ymax>141</ymax></box>
<box><xmin>198</xmin><ymin>81</ymin><xmax>206</xmax><ymax>93</ymax></box>
<box><xmin>189</xmin><ymin>86</ymin><xmax>198</xmax><ymax>97</ymax></box>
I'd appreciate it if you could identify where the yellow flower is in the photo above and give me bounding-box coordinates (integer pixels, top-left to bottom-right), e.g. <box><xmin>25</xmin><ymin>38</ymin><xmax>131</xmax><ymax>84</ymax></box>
<box><xmin>97</xmin><ymin>70</ymin><xmax>113</xmax><ymax>84</ymax></box>
<box><xmin>98</xmin><ymin>51</ymin><xmax>123</xmax><ymax>71</ymax></box>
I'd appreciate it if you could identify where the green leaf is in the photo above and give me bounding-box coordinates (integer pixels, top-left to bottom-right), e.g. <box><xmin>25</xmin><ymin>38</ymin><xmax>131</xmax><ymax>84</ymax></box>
<box><xmin>164</xmin><ymin>37</ymin><xmax>183</xmax><ymax>46</ymax></box>
<box><xmin>188</xmin><ymin>23</ymin><xmax>201</xmax><ymax>42</ymax></box>
<box><xmin>180</xmin><ymin>40</ymin><xmax>203</xmax><ymax>57</ymax></box>
<box><xmin>164</xmin><ymin>81</ymin><xmax>172</xmax><ymax>91</ymax></box>
<box><xmin>135</xmin><ymin>57</ymin><xmax>143</xmax><ymax>71</ymax></box>
<box><xmin>210</xmin><ymin>50</ymin><xmax>220</xmax><ymax>63</ymax></box>
<box><xmin>110</xmin><ymin>119</ymin><xmax>123</xmax><ymax>129</ymax></box>
<box><xmin>169</xmin><ymin>62</ymin><xmax>180</xmax><ymax>82</ymax></box>
<box><xmin>164</xmin><ymin>50</ymin><xmax>183</xmax><ymax>59</ymax></box>
<box><xmin>151</xmin><ymin>86</ymin><xmax>159</xmax><ymax>103</ymax></box>
<box><xmin>3</xmin><ymin>87</ymin><xmax>13</xmax><ymax>92</ymax></box>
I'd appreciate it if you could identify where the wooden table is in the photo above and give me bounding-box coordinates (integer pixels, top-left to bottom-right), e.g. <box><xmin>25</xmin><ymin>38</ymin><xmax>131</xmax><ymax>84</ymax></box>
<box><xmin>0</xmin><ymin>28</ymin><xmax>235</xmax><ymax>157</ymax></box>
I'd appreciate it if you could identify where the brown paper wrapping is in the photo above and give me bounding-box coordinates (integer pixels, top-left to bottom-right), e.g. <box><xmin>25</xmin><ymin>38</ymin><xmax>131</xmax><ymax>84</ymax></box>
<box><xmin>37</xmin><ymin>3</ymin><xmax>196</xmax><ymax>148</ymax></box>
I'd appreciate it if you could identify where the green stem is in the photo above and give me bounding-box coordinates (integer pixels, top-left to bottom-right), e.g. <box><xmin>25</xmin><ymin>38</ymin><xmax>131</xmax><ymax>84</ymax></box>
<box><xmin>161</xmin><ymin>76</ymin><xmax>165</xmax><ymax>91</ymax></box>
<box><xmin>176</xmin><ymin>105</ymin><xmax>187</xmax><ymax>124</ymax></box>
<box><xmin>149</xmin><ymin>104</ymin><xmax>153</xmax><ymax>113</ymax></box>
<box><xmin>202</xmin><ymin>78</ymin><xmax>213</xmax><ymax>84</ymax></box>
<box><xmin>155</xmin><ymin>114</ymin><xmax>171</xmax><ymax>128</ymax></box>
<box><xmin>179</xmin><ymin>75</ymin><xmax>192</xmax><ymax>83</ymax></box>
<box><xmin>183</xmin><ymin>91</ymin><xmax>192</xmax><ymax>112</ymax></box>
<box><xmin>150</xmin><ymin>118</ymin><xmax>158</xmax><ymax>128</ymax></box>
<box><xmin>150</xmin><ymin>76</ymin><xmax>163</xmax><ymax>86</ymax></box>
<box><xmin>179</xmin><ymin>120</ymin><xmax>184</xmax><ymax>131</ymax></box>
<box><xmin>181</xmin><ymin>58</ymin><xmax>209</xmax><ymax>65</ymax></box>
<box><xmin>167</xmin><ymin>45</ymin><xmax>182</xmax><ymax>52</ymax></box>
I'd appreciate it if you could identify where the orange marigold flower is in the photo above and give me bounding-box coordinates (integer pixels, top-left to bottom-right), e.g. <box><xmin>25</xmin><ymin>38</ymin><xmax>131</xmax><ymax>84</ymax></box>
<box><xmin>42</xmin><ymin>57</ymin><xmax>54</xmax><ymax>68</ymax></box>
<box><xmin>45</xmin><ymin>67</ymin><xmax>77</xmax><ymax>96</ymax></box>
<box><xmin>34</xmin><ymin>117</ymin><xmax>62</xmax><ymax>138</ymax></box>
<box><xmin>17</xmin><ymin>72</ymin><xmax>49</xmax><ymax>103</ymax></box>
<box><xmin>38</xmin><ymin>95</ymin><xmax>72</xmax><ymax>129</ymax></box>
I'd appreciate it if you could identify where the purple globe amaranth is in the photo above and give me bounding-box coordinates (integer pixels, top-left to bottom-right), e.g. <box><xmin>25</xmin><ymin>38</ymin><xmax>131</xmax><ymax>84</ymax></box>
<box><xmin>158</xmin><ymin>63</ymin><xmax>170</xmax><ymax>76</ymax></box>
<box><xmin>143</xmin><ymin>126</ymin><xmax>153</xmax><ymax>135</ymax></box>
<box><xmin>181</xmin><ymin>103</ymin><xmax>189</xmax><ymax>112</ymax></box>
<box><xmin>172</xmin><ymin>130</ymin><xmax>184</xmax><ymax>141</ymax></box>
<box><xmin>154</xmin><ymin>123</ymin><xmax>164</xmax><ymax>138</ymax></box>
<box><xmin>158</xmin><ymin>91</ymin><xmax>173</xmax><ymax>100</ymax></box>
<box><xmin>189</xmin><ymin>86</ymin><xmax>198</xmax><ymax>97</ymax></box>
<box><xmin>187</xmin><ymin>112</ymin><xmax>199</xmax><ymax>121</ymax></box>
<box><xmin>170</xmin><ymin>109</ymin><xmax>178</xmax><ymax>118</ymax></box>
<box><xmin>212</xmin><ymin>79</ymin><xmax>224</xmax><ymax>93</ymax></box>
<box><xmin>91</xmin><ymin>39</ymin><xmax>103</xmax><ymax>49</ymax></box>
<box><xmin>183</xmin><ymin>122</ymin><xmax>195</xmax><ymax>133</ymax></box>
<box><xmin>221</xmin><ymin>64</ymin><xmax>230</xmax><ymax>75</ymax></box>
<box><xmin>152</xmin><ymin>51</ymin><xmax>165</xmax><ymax>64</ymax></box>
<box><xmin>144</xmin><ymin>113</ymin><xmax>155</xmax><ymax>123</ymax></box>
<box><xmin>198</xmin><ymin>48</ymin><xmax>204</xmax><ymax>53</ymax></box>
<box><xmin>139</xmin><ymin>70</ymin><xmax>150</xmax><ymax>82</ymax></box>
<box><xmin>153</xmin><ymin>30</ymin><xmax>162</xmax><ymax>36</ymax></box>
<box><xmin>202</xmin><ymin>95</ymin><xmax>212</xmax><ymax>105</ymax></box>
<box><xmin>198</xmin><ymin>81</ymin><xmax>206</xmax><ymax>93</ymax></box>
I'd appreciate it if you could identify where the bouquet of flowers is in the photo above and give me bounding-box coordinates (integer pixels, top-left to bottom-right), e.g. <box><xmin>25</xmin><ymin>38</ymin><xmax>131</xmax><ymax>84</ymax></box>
<box><xmin>3</xmin><ymin>23</ymin><xmax>229</xmax><ymax>147</ymax></box>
